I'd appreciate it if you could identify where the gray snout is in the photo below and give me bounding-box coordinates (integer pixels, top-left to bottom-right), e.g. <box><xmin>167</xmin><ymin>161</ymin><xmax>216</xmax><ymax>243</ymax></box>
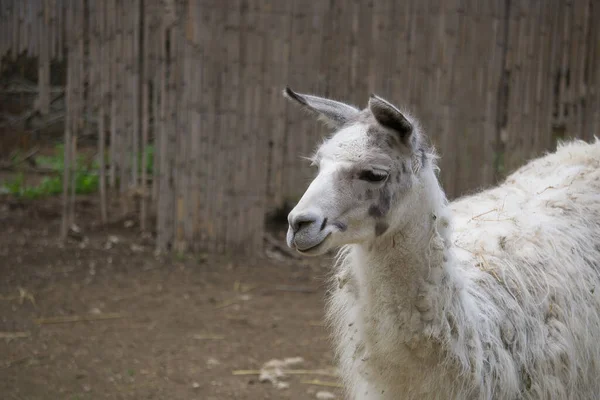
<box><xmin>287</xmin><ymin>210</ymin><xmax>328</xmax><ymax>251</ymax></box>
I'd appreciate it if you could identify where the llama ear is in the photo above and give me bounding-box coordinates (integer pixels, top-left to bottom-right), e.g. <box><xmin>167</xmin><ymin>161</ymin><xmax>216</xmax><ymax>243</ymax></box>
<box><xmin>368</xmin><ymin>94</ymin><xmax>414</xmax><ymax>144</ymax></box>
<box><xmin>283</xmin><ymin>87</ymin><xmax>360</xmax><ymax>128</ymax></box>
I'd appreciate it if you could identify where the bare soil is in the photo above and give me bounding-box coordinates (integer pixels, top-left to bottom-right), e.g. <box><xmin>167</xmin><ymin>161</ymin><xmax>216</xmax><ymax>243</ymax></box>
<box><xmin>0</xmin><ymin>195</ymin><xmax>343</xmax><ymax>400</ymax></box>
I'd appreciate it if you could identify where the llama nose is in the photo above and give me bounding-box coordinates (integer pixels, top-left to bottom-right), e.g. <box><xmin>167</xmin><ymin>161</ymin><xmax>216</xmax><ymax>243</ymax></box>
<box><xmin>289</xmin><ymin>212</ymin><xmax>319</xmax><ymax>234</ymax></box>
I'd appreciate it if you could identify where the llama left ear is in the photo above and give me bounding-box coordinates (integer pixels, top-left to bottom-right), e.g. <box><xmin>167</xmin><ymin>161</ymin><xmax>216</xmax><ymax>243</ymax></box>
<box><xmin>368</xmin><ymin>94</ymin><xmax>414</xmax><ymax>144</ymax></box>
<box><xmin>283</xmin><ymin>87</ymin><xmax>360</xmax><ymax>128</ymax></box>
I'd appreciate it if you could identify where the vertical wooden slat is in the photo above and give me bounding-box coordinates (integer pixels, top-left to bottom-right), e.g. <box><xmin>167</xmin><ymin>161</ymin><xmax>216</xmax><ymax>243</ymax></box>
<box><xmin>174</xmin><ymin>5</ymin><xmax>189</xmax><ymax>253</ymax></box>
<box><xmin>131</xmin><ymin>0</ymin><xmax>140</xmax><ymax>190</ymax></box>
<box><xmin>108</xmin><ymin>0</ymin><xmax>117</xmax><ymax>189</ymax></box>
<box><xmin>264</xmin><ymin>0</ymin><xmax>294</xmax><ymax>211</ymax></box>
<box><xmin>140</xmin><ymin>0</ymin><xmax>150</xmax><ymax>230</ymax></box>
<box><xmin>38</xmin><ymin>0</ymin><xmax>50</xmax><ymax>115</ymax></box>
<box><xmin>156</xmin><ymin>3</ymin><xmax>177</xmax><ymax>251</ymax></box>
<box><xmin>195</xmin><ymin>1</ymin><xmax>211</xmax><ymax>252</ymax></box>
<box><xmin>97</xmin><ymin>0</ymin><xmax>108</xmax><ymax>223</ymax></box>
<box><xmin>120</xmin><ymin>0</ymin><xmax>132</xmax><ymax>213</ymax></box>
<box><xmin>220</xmin><ymin>0</ymin><xmax>240</xmax><ymax>250</ymax></box>
<box><xmin>61</xmin><ymin>46</ymin><xmax>74</xmax><ymax>240</ymax></box>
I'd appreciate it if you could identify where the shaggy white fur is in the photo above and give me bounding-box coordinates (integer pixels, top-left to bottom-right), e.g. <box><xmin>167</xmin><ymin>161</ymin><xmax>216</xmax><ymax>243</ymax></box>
<box><xmin>329</xmin><ymin>138</ymin><xmax>600</xmax><ymax>399</ymax></box>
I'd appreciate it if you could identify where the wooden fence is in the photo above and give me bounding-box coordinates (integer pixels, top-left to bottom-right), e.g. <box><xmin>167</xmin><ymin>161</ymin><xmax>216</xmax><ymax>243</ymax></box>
<box><xmin>0</xmin><ymin>0</ymin><xmax>598</xmax><ymax>254</ymax></box>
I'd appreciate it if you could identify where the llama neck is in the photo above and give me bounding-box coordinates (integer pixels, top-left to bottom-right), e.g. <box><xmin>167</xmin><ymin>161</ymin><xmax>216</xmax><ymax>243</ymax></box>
<box><xmin>348</xmin><ymin>169</ymin><xmax>465</xmax><ymax>352</ymax></box>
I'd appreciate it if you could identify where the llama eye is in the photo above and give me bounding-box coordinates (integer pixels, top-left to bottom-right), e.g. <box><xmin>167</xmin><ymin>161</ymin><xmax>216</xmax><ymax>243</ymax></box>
<box><xmin>358</xmin><ymin>170</ymin><xmax>388</xmax><ymax>183</ymax></box>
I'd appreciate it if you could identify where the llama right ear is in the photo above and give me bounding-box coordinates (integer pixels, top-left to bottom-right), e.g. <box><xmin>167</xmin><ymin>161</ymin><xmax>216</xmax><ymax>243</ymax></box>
<box><xmin>283</xmin><ymin>87</ymin><xmax>360</xmax><ymax>128</ymax></box>
<box><xmin>368</xmin><ymin>94</ymin><xmax>414</xmax><ymax>146</ymax></box>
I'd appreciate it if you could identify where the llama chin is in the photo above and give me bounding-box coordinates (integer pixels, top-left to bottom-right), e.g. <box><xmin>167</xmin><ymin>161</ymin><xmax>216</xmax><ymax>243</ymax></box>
<box><xmin>284</xmin><ymin>87</ymin><xmax>600</xmax><ymax>400</ymax></box>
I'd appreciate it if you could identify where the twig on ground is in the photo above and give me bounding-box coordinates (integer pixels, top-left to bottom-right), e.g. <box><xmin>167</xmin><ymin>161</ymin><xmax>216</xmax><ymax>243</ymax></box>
<box><xmin>0</xmin><ymin>332</ymin><xmax>30</xmax><ymax>339</ymax></box>
<box><xmin>301</xmin><ymin>379</ymin><xmax>343</xmax><ymax>388</ymax></box>
<box><xmin>232</xmin><ymin>369</ymin><xmax>338</xmax><ymax>377</ymax></box>
<box><xmin>232</xmin><ymin>369</ymin><xmax>261</xmax><ymax>375</ymax></box>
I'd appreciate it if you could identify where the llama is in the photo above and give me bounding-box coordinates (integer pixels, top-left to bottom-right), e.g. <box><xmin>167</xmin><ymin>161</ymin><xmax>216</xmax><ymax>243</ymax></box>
<box><xmin>283</xmin><ymin>87</ymin><xmax>600</xmax><ymax>400</ymax></box>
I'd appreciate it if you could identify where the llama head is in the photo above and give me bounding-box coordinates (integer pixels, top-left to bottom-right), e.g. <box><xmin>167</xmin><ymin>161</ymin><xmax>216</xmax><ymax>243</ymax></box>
<box><xmin>284</xmin><ymin>87</ymin><xmax>432</xmax><ymax>256</ymax></box>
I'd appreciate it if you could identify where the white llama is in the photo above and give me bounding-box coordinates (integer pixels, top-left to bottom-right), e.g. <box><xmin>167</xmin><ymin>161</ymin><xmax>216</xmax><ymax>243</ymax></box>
<box><xmin>283</xmin><ymin>87</ymin><xmax>600</xmax><ymax>400</ymax></box>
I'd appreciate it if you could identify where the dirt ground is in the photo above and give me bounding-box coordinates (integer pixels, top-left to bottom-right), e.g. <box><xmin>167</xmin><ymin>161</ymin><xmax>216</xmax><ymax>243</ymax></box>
<box><xmin>0</xmin><ymin>195</ymin><xmax>344</xmax><ymax>400</ymax></box>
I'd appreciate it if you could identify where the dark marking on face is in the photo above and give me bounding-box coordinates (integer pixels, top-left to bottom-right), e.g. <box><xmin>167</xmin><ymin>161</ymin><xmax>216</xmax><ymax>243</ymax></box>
<box><xmin>395</xmin><ymin>174</ymin><xmax>400</xmax><ymax>183</ymax></box>
<box><xmin>368</xmin><ymin>184</ymin><xmax>393</xmax><ymax>218</ymax></box>
<box><xmin>379</xmin><ymin>186</ymin><xmax>392</xmax><ymax>214</ymax></box>
<box><xmin>420</xmin><ymin>148</ymin><xmax>427</xmax><ymax>167</ymax></box>
<box><xmin>365</xmin><ymin>189</ymin><xmax>374</xmax><ymax>200</ymax></box>
<box><xmin>366</xmin><ymin>124</ymin><xmax>404</xmax><ymax>152</ymax></box>
<box><xmin>402</xmin><ymin>162</ymin><xmax>408</xmax><ymax>174</ymax></box>
<box><xmin>375</xmin><ymin>221</ymin><xmax>389</xmax><ymax>237</ymax></box>
<box><xmin>320</xmin><ymin>217</ymin><xmax>328</xmax><ymax>231</ymax></box>
<box><xmin>369</xmin><ymin>204</ymin><xmax>384</xmax><ymax>218</ymax></box>
<box><xmin>332</xmin><ymin>221</ymin><xmax>347</xmax><ymax>231</ymax></box>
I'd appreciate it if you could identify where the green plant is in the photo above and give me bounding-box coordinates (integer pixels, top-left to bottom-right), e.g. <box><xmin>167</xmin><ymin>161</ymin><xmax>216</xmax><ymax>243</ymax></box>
<box><xmin>2</xmin><ymin>173</ymin><xmax>26</xmax><ymax>196</ymax></box>
<box><xmin>1</xmin><ymin>144</ymin><xmax>100</xmax><ymax>199</ymax></box>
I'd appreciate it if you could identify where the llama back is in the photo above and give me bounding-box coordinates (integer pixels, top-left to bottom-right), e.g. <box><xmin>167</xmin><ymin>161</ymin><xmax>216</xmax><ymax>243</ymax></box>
<box><xmin>450</xmin><ymin>138</ymin><xmax>600</xmax><ymax>262</ymax></box>
<box><xmin>448</xmin><ymin>138</ymin><xmax>600</xmax><ymax>398</ymax></box>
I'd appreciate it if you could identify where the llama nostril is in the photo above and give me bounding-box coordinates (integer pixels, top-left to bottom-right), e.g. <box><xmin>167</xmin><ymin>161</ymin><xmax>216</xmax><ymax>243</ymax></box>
<box><xmin>291</xmin><ymin>213</ymin><xmax>318</xmax><ymax>233</ymax></box>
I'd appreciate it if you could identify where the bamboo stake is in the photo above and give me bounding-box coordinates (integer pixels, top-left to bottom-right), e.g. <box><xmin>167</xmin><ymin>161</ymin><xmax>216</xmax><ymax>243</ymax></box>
<box><xmin>57</xmin><ymin>0</ymin><xmax>63</xmax><ymax>61</ymax></box>
<box><xmin>188</xmin><ymin>0</ymin><xmax>202</xmax><ymax>250</ymax></box>
<box><xmin>151</xmin><ymin>23</ymin><xmax>161</xmax><ymax>207</ymax></box>
<box><xmin>140</xmin><ymin>0</ymin><xmax>149</xmax><ymax>231</ymax></box>
<box><xmin>108</xmin><ymin>0</ymin><xmax>117</xmax><ymax>190</ymax></box>
<box><xmin>13</xmin><ymin>0</ymin><xmax>18</xmax><ymax>54</ymax></box>
<box><xmin>131</xmin><ymin>0</ymin><xmax>140</xmax><ymax>190</ymax></box>
<box><xmin>61</xmin><ymin>48</ymin><xmax>73</xmax><ymax>241</ymax></box>
<box><xmin>174</xmin><ymin>12</ymin><xmax>188</xmax><ymax>253</ymax></box>
<box><xmin>118</xmin><ymin>0</ymin><xmax>130</xmax><ymax>215</ymax></box>
<box><xmin>37</xmin><ymin>0</ymin><xmax>50</xmax><ymax>115</ymax></box>
<box><xmin>68</xmin><ymin>1</ymin><xmax>82</xmax><ymax>227</ymax></box>
<box><xmin>220</xmin><ymin>1</ymin><xmax>239</xmax><ymax>251</ymax></box>
<box><xmin>156</xmin><ymin>14</ymin><xmax>172</xmax><ymax>251</ymax></box>
<box><xmin>120</xmin><ymin>0</ymin><xmax>132</xmax><ymax>215</ymax></box>
<box><xmin>98</xmin><ymin>0</ymin><xmax>108</xmax><ymax>223</ymax></box>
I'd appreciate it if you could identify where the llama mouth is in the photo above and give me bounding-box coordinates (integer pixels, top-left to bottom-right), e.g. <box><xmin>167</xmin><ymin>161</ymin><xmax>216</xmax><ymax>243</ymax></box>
<box><xmin>296</xmin><ymin>234</ymin><xmax>331</xmax><ymax>255</ymax></box>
